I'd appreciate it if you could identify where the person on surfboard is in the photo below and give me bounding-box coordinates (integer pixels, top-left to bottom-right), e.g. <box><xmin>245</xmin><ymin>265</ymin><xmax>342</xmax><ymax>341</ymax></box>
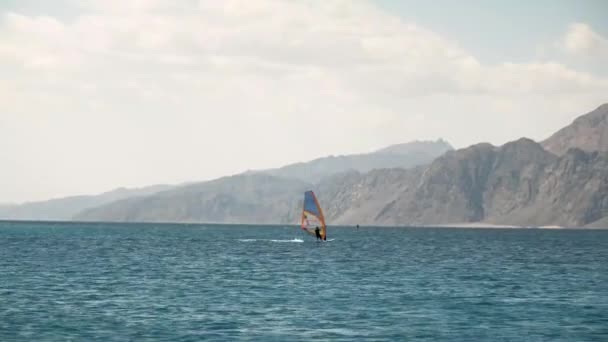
<box><xmin>314</xmin><ymin>226</ymin><xmax>322</xmax><ymax>240</ymax></box>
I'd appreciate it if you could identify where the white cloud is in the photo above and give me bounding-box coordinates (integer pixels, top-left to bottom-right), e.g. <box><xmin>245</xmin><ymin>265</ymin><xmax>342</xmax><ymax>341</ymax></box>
<box><xmin>561</xmin><ymin>23</ymin><xmax>608</xmax><ymax>57</ymax></box>
<box><xmin>1</xmin><ymin>0</ymin><xmax>607</xmax><ymax>202</ymax></box>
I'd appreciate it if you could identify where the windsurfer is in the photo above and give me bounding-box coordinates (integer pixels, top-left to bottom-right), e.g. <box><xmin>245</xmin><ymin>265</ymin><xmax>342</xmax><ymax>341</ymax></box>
<box><xmin>315</xmin><ymin>226</ymin><xmax>322</xmax><ymax>240</ymax></box>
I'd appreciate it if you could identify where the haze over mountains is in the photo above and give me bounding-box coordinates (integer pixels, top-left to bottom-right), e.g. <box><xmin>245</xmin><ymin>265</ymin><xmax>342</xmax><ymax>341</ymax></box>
<box><xmin>4</xmin><ymin>104</ymin><xmax>608</xmax><ymax>228</ymax></box>
<box><xmin>2</xmin><ymin>140</ymin><xmax>451</xmax><ymax>222</ymax></box>
<box><xmin>74</xmin><ymin>140</ymin><xmax>453</xmax><ymax>223</ymax></box>
<box><xmin>0</xmin><ymin>185</ymin><xmax>172</xmax><ymax>221</ymax></box>
<box><xmin>255</xmin><ymin>139</ymin><xmax>453</xmax><ymax>183</ymax></box>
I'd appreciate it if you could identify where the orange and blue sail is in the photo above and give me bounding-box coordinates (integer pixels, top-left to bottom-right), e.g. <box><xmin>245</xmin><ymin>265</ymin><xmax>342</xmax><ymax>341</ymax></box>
<box><xmin>301</xmin><ymin>191</ymin><xmax>327</xmax><ymax>240</ymax></box>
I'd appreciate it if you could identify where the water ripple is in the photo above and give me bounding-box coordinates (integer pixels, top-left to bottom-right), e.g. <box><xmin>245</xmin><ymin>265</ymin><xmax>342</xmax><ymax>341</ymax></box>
<box><xmin>1</xmin><ymin>222</ymin><xmax>607</xmax><ymax>341</ymax></box>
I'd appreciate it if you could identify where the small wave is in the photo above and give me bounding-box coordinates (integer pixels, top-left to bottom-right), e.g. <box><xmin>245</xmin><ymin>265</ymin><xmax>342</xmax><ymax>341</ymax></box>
<box><xmin>238</xmin><ymin>238</ymin><xmax>304</xmax><ymax>243</ymax></box>
<box><xmin>270</xmin><ymin>238</ymin><xmax>303</xmax><ymax>243</ymax></box>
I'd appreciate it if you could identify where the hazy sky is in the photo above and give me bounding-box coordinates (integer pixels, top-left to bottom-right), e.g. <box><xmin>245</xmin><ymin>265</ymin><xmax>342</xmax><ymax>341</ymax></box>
<box><xmin>1</xmin><ymin>0</ymin><xmax>607</xmax><ymax>203</ymax></box>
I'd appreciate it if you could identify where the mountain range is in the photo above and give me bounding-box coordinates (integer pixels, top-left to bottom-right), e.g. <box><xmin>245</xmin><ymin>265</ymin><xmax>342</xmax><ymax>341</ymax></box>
<box><xmin>4</xmin><ymin>104</ymin><xmax>608</xmax><ymax>228</ymax></box>
<box><xmin>2</xmin><ymin>140</ymin><xmax>451</xmax><ymax>222</ymax></box>
<box><xmin>322</xmin><ymin>138</ymin><xmax>608</xmax><ymax>227</ymax></box>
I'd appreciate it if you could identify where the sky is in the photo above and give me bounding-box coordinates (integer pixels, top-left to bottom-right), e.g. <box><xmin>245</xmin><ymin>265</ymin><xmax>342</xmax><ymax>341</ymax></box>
<box><xmin>1</xmin><ymin>0</ymin><xmax>607</xmax><ymax>203</ymax></box>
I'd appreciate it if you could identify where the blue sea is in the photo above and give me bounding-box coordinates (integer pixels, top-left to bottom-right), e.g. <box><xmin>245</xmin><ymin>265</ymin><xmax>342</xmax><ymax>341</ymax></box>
<box><xmin>1</xmin><ymin>221</ymin><xmax>607</xmax><ymax>341</ymax></box>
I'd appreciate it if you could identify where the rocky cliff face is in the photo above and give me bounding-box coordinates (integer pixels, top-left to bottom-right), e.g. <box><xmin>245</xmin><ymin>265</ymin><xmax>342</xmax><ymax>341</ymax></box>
<box><xmin>318</xmin><ymin>140</ymin><xmax>608</xmax><ymax>227</ymax></box>
<box><xmin>530</xmin><ymin>148</ymin><xmax>608</xmax><ymax>226</ymax></box>
<box><xmin>316</xmin><ymin>139</ymin><xmax>547</xmax><ymax>225</ymax></box>
<box><xmin>542</xmin><ymin>103</ymin><xmax>608</xmax><ymax>155</ymax></box>
<box><xmin>316</xmin><ymin>167</ymin><xmax>424</xmax><ymax>225</ymax></box>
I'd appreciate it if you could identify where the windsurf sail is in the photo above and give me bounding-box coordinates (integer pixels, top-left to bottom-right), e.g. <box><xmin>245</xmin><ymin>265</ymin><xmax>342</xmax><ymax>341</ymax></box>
<box><xmin>301</xmin><ymin>190</ymin><xmax>327</xmax><ymax>240</ymax></box>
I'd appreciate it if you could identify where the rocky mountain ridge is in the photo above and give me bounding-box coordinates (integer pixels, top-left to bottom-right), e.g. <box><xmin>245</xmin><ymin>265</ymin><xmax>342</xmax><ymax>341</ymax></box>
<box><xmin>7</xmin><ymin>104</ymin><xmax>608</xmax><ymax>228</ymax></box>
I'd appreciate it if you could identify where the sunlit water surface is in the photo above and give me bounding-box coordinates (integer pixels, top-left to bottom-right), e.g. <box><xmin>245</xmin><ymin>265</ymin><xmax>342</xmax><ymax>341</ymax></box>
<box><xmin>1</xmin><ymin>221</ymin><xmax>607</xmax><ymax>341</ymax></box>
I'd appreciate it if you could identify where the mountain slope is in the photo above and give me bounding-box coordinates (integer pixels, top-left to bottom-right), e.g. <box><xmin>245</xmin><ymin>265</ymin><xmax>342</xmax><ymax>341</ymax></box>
<box><xmin>0</xmin><ymin>185</ymin><xmax>172</xmax><ymax>221</ymax></box>
<box><xmin>585</xmin><ymin>216</ymin><xmax>608</xmax><ymax>228</ymax></box>
<box><xmin>542</xmin><ymin>103</ymin><xmax>608</xmax><ymax>155</ymax></box>
<box><xmin>74</xmin><ymin>174</ymin><xmax>310</xmax><ymax>224</ymax></box>
<box><xmin>529</xmin><ymin>148</ymin><xmax>608</xmax><ymax>226</ymax></box>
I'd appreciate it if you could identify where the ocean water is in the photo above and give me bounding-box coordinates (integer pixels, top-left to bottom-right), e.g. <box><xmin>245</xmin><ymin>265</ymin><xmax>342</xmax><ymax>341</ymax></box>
<box><xmin>1</xmin><ymin>221</ymin><xmax>607</xmax><ymax>341</ymax></box>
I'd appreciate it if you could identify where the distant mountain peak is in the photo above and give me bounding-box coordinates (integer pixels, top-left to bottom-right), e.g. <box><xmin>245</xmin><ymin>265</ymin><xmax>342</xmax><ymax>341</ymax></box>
<box><xmin>572</xmin><ymin>103</ymin><xmax>608</xmax><ymax>124</ymax></box>
<box><xmin>595</xmin><ymin>103</ymin><xmax>608</xmax><ymax>111</ymax></box>
<box><xmin>256</xmin><ymin>139</ymin><xmax>453</xmax><ymax>183</ymax></box>
<box><xmin>375</xmin><ymin>139</ymin><xmax>453</xmax><ymax>155</ymax></box>
<box><xmin>542</xmin><ymin>103</ymin><xmax>608</xmax><ymax>155</ymax></box>
<box><xmin>502</xmin><ymin>137</ymin><xmax>547</xmax><ymax>153</ymax></box>
<box><xmin>506</xmin><ymin>137</ymin><xmax>537</xmax><ymax>145</ymax></box>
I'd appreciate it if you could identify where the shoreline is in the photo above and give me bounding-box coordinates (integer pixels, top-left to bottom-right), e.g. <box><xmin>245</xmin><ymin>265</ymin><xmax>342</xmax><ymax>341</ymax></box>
<box><xmin>1</xmin><ymin>219</ymin><xmax>605</xmax><ymax>229</ymax></box>
<box><xmin>421</xmin><ymin>223</ymin><xmax>569</xmax><ymax>229</ymax></box>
